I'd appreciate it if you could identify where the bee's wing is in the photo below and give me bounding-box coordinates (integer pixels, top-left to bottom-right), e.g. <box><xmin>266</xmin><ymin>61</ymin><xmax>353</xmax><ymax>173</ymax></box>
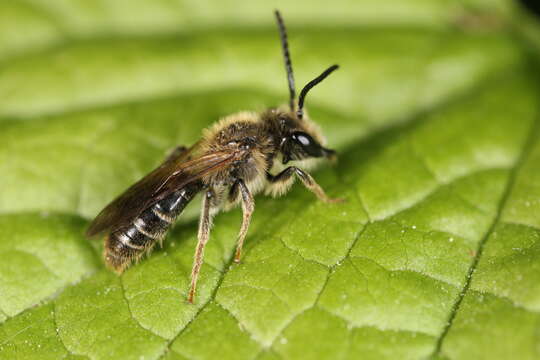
<box><xmin>86</xmin><ymin>148</ymin><xmax>235</xmax><ymax>237</ymax></box>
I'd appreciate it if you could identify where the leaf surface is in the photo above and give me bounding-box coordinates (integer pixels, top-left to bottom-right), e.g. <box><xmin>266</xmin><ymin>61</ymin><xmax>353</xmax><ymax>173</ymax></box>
<box><xmin>1</xmin><ymin>1</ymin><xmax>539</xmax><ymax>359</ymax></box>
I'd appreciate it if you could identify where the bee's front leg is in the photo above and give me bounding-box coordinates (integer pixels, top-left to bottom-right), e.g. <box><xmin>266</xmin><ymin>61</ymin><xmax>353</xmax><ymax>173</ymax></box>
<box><xmin>266</xmin><ymin>167</ymin><xmax>342</xmax><ymax>203</ymax></box>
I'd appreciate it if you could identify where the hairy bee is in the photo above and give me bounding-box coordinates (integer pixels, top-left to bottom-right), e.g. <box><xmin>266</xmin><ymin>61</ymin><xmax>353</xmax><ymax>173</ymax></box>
<box><xmin>87</xmin><ymin>10</ymin><xmax>341</xmax><ymax>303</ymax></box>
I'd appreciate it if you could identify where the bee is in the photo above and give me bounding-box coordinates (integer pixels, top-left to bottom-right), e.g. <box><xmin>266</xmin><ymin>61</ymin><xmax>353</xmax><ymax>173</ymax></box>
<box><xmin>86</xmin><ymin>10</ymin><xmax>341</xmax><ymax>303</ymax></box>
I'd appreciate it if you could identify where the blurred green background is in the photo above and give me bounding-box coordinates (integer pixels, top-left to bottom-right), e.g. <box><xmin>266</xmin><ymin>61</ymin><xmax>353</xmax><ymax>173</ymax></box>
<box><xmin>1</xmin><ymin>1</ymin><xmax>540</xmax><ymax>360</ymax></box>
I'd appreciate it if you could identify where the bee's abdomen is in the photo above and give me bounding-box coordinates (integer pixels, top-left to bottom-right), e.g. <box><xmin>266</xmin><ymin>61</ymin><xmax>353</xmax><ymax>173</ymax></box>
<box><xmin>105</xmin><ymin>182</ymin><xmax>203</xmax><ymax>271</ymax></box>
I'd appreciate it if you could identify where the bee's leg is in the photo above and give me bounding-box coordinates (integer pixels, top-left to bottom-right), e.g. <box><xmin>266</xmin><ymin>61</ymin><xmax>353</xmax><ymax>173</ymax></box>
<box><xmin>232</xmin><ymin>180</ymin><xmax>254</xmax><ymax>263</ymax></box>
<box><xmin>267</xmin><ymin>167</ymin><xmax>342</xmax><ymax>203</ymax></box>
<box><xmin>161</xmin><ymin>146</ymin><xmax>190</xmax><ymax>166</ymax></box>
<box><xmin>164</xmin><ymin>145</ymin><xmax>188</xmax><ymax>163</ymax></box>
<box><xmin>188</xmin><ymin>189</ymin><xmax>215</xmax><ymax>304</ymax></box>
<box><xmin>227</xmin><ymin>180</ymin><xmax>240</xmax><ymax>203</ymax></box>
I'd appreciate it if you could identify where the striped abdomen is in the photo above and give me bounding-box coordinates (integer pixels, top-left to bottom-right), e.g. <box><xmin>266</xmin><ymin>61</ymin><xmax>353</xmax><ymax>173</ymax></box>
<box><xmin>105</xmin><ymin>181</ymin><xmax>203</xmax><ymax>271</ymax></box>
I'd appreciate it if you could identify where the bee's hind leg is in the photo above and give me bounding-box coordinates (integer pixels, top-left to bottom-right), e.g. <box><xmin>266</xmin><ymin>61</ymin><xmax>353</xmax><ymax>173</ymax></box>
<box><xmin>266</xmin><ymin>167</ymin><xmax>343</xmax><ymax>203</ymax></box>
<box><xmin>232</xmin><ymin>180</ymin><xmax>254</xmax><ymax>263</ymax></box>
<box><xmin>164</xmin><ymin>145</ymin><xmax>189</xmax><ymax>163</ymax></box>
<box><xmin>188</xmin><ymin>189</ymin><xmax>215</xmax><ymax>304</ymax></box>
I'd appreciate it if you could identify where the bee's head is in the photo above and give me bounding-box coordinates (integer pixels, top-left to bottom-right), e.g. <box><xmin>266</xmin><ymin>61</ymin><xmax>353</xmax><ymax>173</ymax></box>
<box><xmin>273</xmin><ymin>10</ymin><xmax>339</xmax><ymax>165</ymax></box>
<box><xmin>275</xmin><ymin>109</ymin><xmax>335</xmax><ymax>164</ymax></box>
<box><xmin>272</xmin><ymin>64</ymin><xmax>339</xmax><ymax>164</ymax></box>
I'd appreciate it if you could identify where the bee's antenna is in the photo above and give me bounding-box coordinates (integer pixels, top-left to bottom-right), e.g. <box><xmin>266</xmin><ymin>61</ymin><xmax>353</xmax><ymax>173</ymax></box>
<box><xmin>297</xmin><ymin>64</ymin><xmax>339</xmax><ymax>120</ymax></box>
<box><xmin>275</xmin><ymin>10</ymin><xmax>296</xmax><ymax>112</ymax></box>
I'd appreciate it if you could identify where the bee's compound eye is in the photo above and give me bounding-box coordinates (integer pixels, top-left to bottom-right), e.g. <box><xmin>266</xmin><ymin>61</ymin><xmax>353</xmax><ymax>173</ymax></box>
<box><xmin>292</xmin><ymin>132</ymin><xmax>314</xmax><ymax>147</ymax></box>
<box><xmin>291</xmin><ymin>131</ymin><xmax>325</xmax><ymax>158</ymax></box>
<box><xmin>295</xmin><ymin>133</ymin><xmax>311</xmax><ymax>146</ymax></box>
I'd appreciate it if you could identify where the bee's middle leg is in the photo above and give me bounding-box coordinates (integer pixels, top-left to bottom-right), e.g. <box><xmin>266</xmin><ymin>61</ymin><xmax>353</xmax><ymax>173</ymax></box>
<box><xmin>231</xmin><ymin>179</ymin><xmax>254</xmax><ymax>263</ymax></box>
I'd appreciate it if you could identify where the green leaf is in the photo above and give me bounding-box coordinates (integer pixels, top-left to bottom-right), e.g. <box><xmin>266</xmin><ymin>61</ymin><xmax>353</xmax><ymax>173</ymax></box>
<box><xmin>1</xmin><ymin>1</ymin><xmax>539</xmax><ymax>359</ymax></box>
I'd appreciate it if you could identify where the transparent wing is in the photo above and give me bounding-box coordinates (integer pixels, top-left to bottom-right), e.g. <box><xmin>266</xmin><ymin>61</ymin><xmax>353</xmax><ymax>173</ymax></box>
<box><xmin>86</xmin><ymin>147</ymin><xmax>235</xmax><ymax>236</ymax></box>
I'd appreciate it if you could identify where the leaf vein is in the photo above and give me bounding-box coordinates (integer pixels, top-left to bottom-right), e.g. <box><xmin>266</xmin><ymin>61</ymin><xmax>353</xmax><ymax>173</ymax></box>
<box><xmin>118</xmin><ymin>276</ymin><xmax>167</xmax><ymax>341</ymax></box>
<box><xmin>431</xmin><ymin>113</ymin><xmax>540</xmax><ymax>356</ymax></box>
